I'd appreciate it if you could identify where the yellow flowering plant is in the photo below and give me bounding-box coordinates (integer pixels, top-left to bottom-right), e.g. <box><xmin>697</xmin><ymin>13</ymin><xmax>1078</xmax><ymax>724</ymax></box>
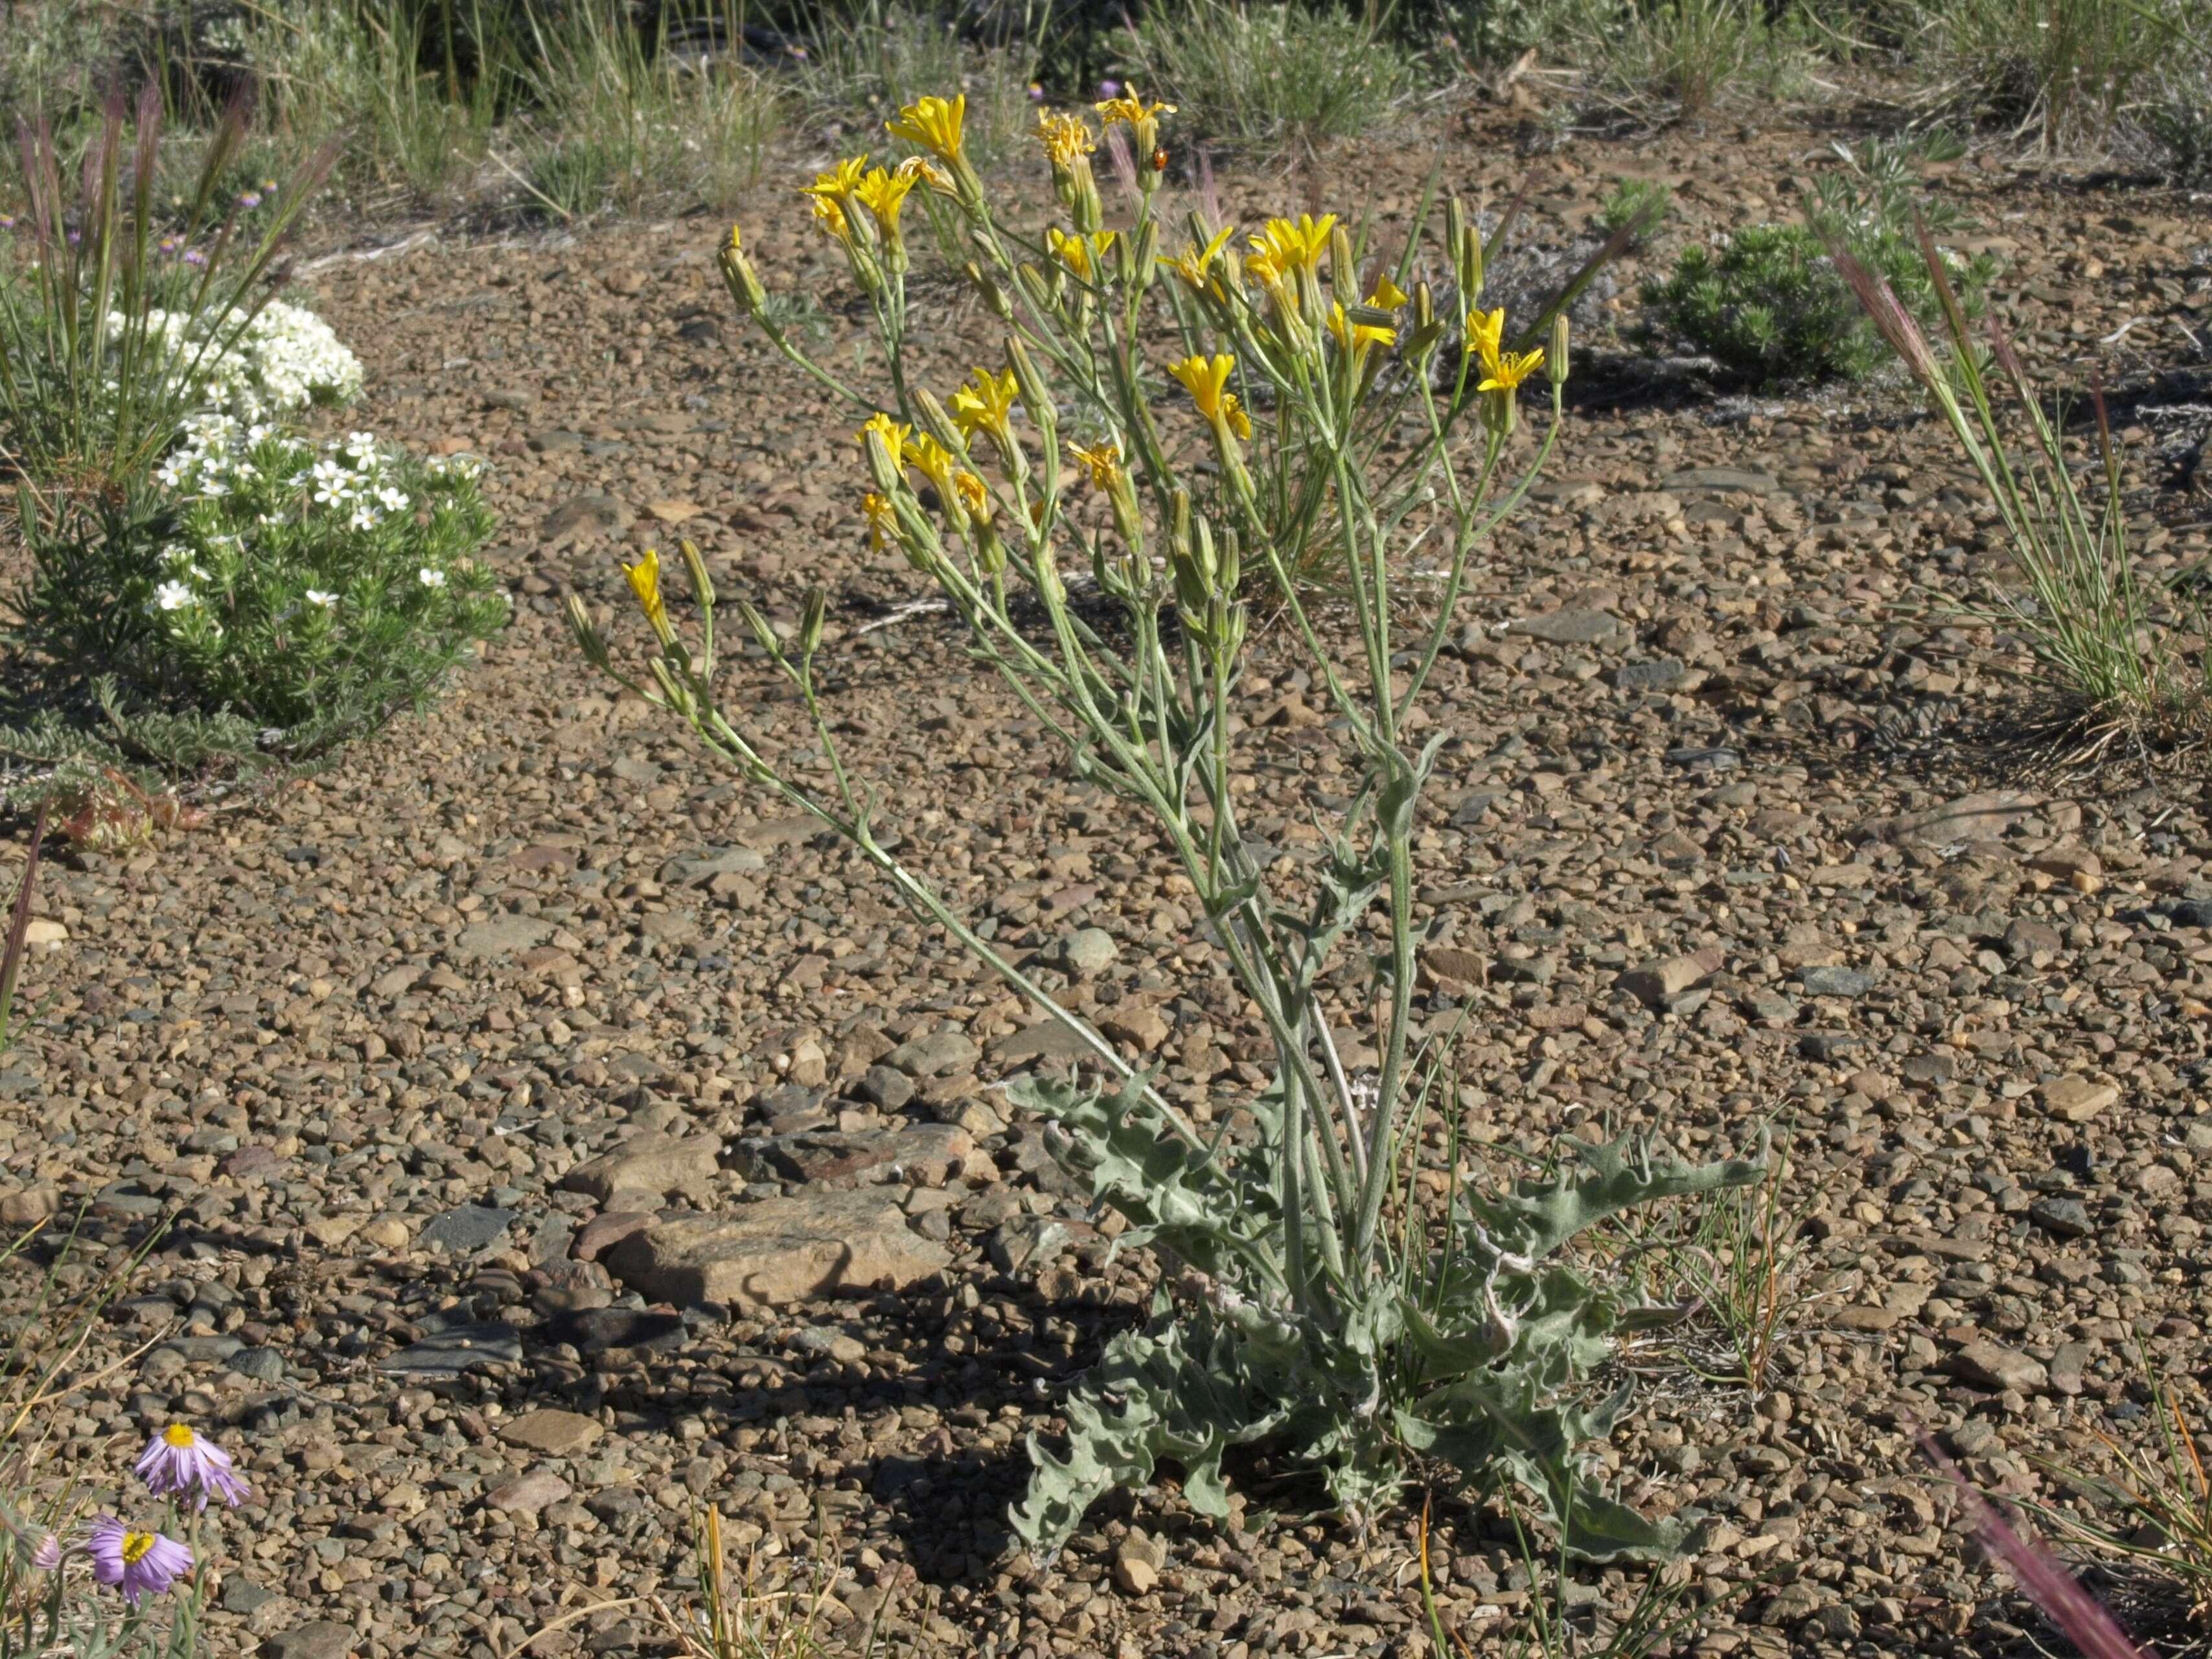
<box><xmin>573</xmin><ymin>93</ymin><xmax>1757</xmax><ymax>1562</ymax></box>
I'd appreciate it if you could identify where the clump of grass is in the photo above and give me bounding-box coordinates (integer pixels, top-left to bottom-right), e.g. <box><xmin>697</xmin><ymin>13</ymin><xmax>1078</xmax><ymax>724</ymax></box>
<box><xmin>1901</xmin><ymin>0</ymin><xmax>2196</xmax><ymax>152</ymax></box>
<box><xmin>1557</xmin><ymin>0</ymin><xmax>1819</xmax><ymax>120</ymax></box>
<box><xmin>2137</xmin><ymin>52</ymin><xmax>2212</xmax><ymax>180</ymax></box>
<box><xmin>799</xmin><ymin>3</ymin><xmax>1041</xmax><ymax>174</ymax></box>
<box><xmin>520</xmin><ymin>1</ymin><xmax>783</xmax><ymax>222</ymax></box>
<box><xmin>1839</xmin><ymin>229</ymin><xmax>2211</xmax><ymax>749</ymax></box>
<box><xmin>1122</xmin><ymin>0</ymin><xmax>1418</xmax><ymax>148</ymax></box>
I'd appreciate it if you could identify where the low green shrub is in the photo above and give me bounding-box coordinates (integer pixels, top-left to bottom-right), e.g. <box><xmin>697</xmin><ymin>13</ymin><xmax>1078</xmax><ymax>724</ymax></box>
<box><xmin>19</xmin><ymin>417</ymin><xmax>504</xmax><ymax>760</ymax></box>
<box><xmin>1643</xmin><ymin>143</ymin><xmax>1996</xmax><ymax>384</ymax></box>
<box><xmin>1122</xmin><ymin>0</ymin><xmax>1418</xmax><ymax>146</ymax></box>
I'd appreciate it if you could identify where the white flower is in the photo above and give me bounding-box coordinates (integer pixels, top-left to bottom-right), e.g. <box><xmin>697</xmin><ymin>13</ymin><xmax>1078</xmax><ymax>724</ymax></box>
<box><xmin>376</xmin><ymin>485</ymin><xmax>409</xmax><ymax>513</ymax></box>
<box><xmin>154</xmin><ymin>580</ymin><xmax>194</xmax><ymax>611</ymax></box>
<box><xmin>349</xmin><ymin>504</ymin><xmax>382</xmax><ymax>531</ymax></box>
<box><xmin>417</xmin><ymin>567</ymin><xmax>446</xmax><ymax>588</ymax></box>
<box><xmin>305</xmin><ymin>589</ymin><xmax>338</xmax><ymax>608</ymax></box>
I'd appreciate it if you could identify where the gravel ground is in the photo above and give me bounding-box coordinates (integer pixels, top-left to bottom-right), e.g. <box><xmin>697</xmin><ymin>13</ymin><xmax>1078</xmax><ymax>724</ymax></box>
<box><xmin>3</xmin><ymin>101</ymin><xmax>2212</xmax><ymax>1659</ymax></box>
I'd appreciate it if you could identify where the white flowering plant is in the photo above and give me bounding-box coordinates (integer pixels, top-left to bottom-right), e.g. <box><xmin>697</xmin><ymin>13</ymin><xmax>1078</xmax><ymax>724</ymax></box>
<box><xmin>125</xmin><ymin>298</ymin><xmax>363</xmax><ymax>423</ymax></box>
<box><xmin>17</xmin><ymin>417</ymin><xmax>505</xmax><ymax>758</ymax></box>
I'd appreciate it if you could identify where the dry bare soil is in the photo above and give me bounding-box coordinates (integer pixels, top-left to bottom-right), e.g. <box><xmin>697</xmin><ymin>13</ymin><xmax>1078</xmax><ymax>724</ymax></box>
<box><xmin>4</xmin><ymin>102</ymin><xmax>2212</xmax><ymax>1659</ymax></box>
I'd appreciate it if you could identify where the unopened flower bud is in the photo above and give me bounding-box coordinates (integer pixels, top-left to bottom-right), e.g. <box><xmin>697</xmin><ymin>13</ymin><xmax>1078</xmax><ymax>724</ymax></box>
<box><xmin>966</xmin><ymin>261</ymin><xmax>1014</xmax><ymax>323</ymax></box>
<box><xmin>736</xmin><ymin>599</ymin><xmax>781</xmax><ymax>658</ymax></box>
<box><xmin>1549</xmin><ymin>312</ymin><xmax>1570</xmax><ymax>387</ymax></box>
<box><xmin>1329</xmin><ymin>225</ymin><xmax>1357</xmax><ymax>308</ymax></box>
<box><xmin>564</xmin><ymin>593</ymin><xmax>610</xmax><ymax>671</ymax></box>
<box><xmin>1129</xmin><ymin>219</ymin><xmax>1160</xmax><ymax>294</ymax></box>
<box><xmin>1005</xmin><ymin>336</ymin><xmax>1052</xmax><ymax>430</ymax></box>
<box><xmin>719</xmin><ymin>235</ymin><xmax>766</xmax><ymax>316</ymax></box>
<box><xmin>679</xmin><ymin>540</ymin><xmax>714</xmax><ymax>611</ymax></box>
<box><xmin>1458</xmin><ymin>224</ymin><xmax>1484</xmax><ymax>306</ymax></box>
<box><xmin>914</xmin><ymin>388</ymin><xmax>963</xmax><ymax>455</ymax></box>
<box><xmin>863</xmin><ymin>430</ymin><xmax>903</xmax><ymax>493</ymax></box>
<box><xmin>800</xmin><ymin>586</ymin><xmax>827</xmax><ymax>658</ymax></box>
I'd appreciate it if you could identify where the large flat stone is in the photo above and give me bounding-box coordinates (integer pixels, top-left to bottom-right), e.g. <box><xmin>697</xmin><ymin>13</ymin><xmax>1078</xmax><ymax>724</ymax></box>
<box><xmin>606</xmin><ymin>1189</ymin><xmax>950</xmax><ymax>1310</ymax></box>
<box><xmin>561</xmin><ymin>1133</ymin><xmax>723</xmax><ymax>1203</ymax></box>
<box><xmin>1858</xmin><ymin>791</ymin><xmax>2043</xmax><ymax>848</ymax></box>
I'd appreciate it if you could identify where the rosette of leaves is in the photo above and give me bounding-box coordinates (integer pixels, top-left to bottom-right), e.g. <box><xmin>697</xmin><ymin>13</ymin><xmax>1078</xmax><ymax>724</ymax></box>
<box><xmin>16</xmin><ymin>423</ymin><xmax>504</xmax><ymax>761</ymax></box>
<box><xmin>1008</xmin><ymin>1074</ymin><xmax>1758</xmax><ymax>1559</ymax></box>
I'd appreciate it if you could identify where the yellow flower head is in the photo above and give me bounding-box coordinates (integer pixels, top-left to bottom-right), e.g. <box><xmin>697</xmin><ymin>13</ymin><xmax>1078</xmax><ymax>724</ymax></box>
<box><xmin>1367</xmin><ymin>274</ymin><xmax>1409</xmax><ymax>309</ymax></box>
<box><xmin>623</xmin><ymin>548</ymin><xmax>669</xmax><ymax>634</ymax></box>
<box><xmin>907</xmin><ymin>432</ymin><xmax>961</xmax><ymax>502</ymax></box>
<box><xmin>1249</xmin><ymin>214</ymin><xmax>1337</xmax><ymax>281</ymax></box>
<box><xmin>1329</xmin><ymin>301</ymin><xmax>1397</xmax><ymax>354</ymax></box>
<box><xmin>1479</xmin><ymin>347</ymin><xmax>1545</xmax><ymax>393</ymax></box>
<box><xmin>950</xmin><ymin>367</ymin><xmax>1019</xmax><ymax>443</ymax></box>
<box><xmin>862</xmin><ymin>491</ymin><xmax>896</xmax><ymax>552</ymax></box>
<box><xmin>952</xmin><ymin>470</ymin><xmax>991</xmax><ymax>524</ymax></box>
<box><xmin>886</xmin><ymin>95</ymin><xmax>966</xmax><ymax>163</ymax></box>
<box><xmin>1095</xmin><ymin>87</ymin><xmax>1176</xmax><ymax>128</ymax></box>
<box><xmin>1167</xmin><ymin>225</ymin><xmax>1235</xmax><ymax>293</ymax></box>
<box><xmin>811</xmin><ymin>194</ymin><xmax>850</xmax><ymax>242</ymax></box>
<box><xmin>1047</xmin><ymin>226</ymin><xmax>1116</xmax><ymax>281</ymax></box>
<box><xmin>1465</xmin><ymin>306</ymin><xmax>1505</xmax><ymax>370</ymax></box>
<box><xmin>858</xmin><ymin>412</ymin><xmax>912</xmax><ymax>469</ymax></box>
<box><xmin>1035</xmin><ymin>110</ymin><xmax>1097</xmax><ymax>169</ymax></box>
<box><xmin>801</xmin><ymin>155</ymin><xmax>870</xmax><ymax>203</ymax></box>
<box><xmin>1169</xmin><ymin>353</ymin><xmax>1247</xmax><ymax>437</ymax></box>
<box><xmin>852</xmin><ymin>165</ymin><xmax>919</xmax><ymax>232</ymax></box>
<box><xmin>1068</xmin><ymin>439</ymin><xmax>1124</xmax><ymax>491</ymax></box>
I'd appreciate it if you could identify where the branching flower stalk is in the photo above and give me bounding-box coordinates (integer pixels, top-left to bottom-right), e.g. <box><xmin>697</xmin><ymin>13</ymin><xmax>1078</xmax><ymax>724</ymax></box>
<box><xmin>571</xmin><ymin>91</ymin><xmax>1758</xmax><ymax>1557</ymax></box>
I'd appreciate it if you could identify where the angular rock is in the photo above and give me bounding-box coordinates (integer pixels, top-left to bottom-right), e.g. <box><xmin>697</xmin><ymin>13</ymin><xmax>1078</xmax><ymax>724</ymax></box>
<box><xmin>561</xmin><ymin>1133</ymin><xmax>723</xmax><ymax>1203</ymax></box>
<box><xmin>606</xmin><ymin>1189</ymin><xmax>950</xmax><ymax>1309</ymax></box>
<box><xmin>884</xmin><ymin>1029</ymin><xmax>978</xmax><ymax>1078</ymax></box>
<box><xmin>380</xmin><ymin>1321</ymin><xmax>522</xmax><ymax>1376</ymax></box>
<box><xmin>730</xmin><ymin>1124</ymin><xmax>971</xmax><ymax>1187</ymax></box>
<box><xmin>262</xmin><ymin>1621</ymin><xmax>357</xmax><ymax>1659</ymax></box>
<box><xmin>1799</xmin><ymin>966</ymin><xmax>1875</xmax><ymax>998</ymax></box>
<box><xmin>498</xmin><ymin>1409</ymin><xmax>605</xmax><ymax>1457</ymax></box>
<box><xmin>418</xmin><ymin>1205</ymin><xmax>516</xmax><ymax>1253</ymax></box>
<box><xmin>571</xmin><ymin>1211</ymin><xmax>657</xmax><ymax>1262</ymax></box>
<box><xmin>487</xmin><ymin>1470</ymin><xmax>574</xmax><ymax>1516</ymax></box>
<box><xmin>1506</xmin><ymin>608</ymin><xmax>1619</xmax><ymax>645</ymax></box>
<box><xmin>2042</xmin><ymin>1074</ymin><xmax>2119</xmax><ymax>1123</ymax></box>
<box><xmin>1860</xmin><ymin>791</ymin><xmax>2043</xmax><ymax>848</ymax></box>
<box><xmin>1950</xmin><ymin>1340</ymin><xmax>2047</xmax><ymax>1393</ymax></box>
<box><xmin>1057</xmin><ymin>927</ymin><xmax>1118</xmax><ymax>976</ymax></box>
<box><xmin>1619</xmin><ymin>947</ymin><xmax>1723</xmax><ymax>1009</ymax></box>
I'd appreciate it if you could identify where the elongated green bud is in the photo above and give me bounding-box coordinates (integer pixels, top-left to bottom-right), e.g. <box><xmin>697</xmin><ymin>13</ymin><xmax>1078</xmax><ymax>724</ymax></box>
<box><xmin>1444</xmin><ymin>197</ymin><xmax>1466</xmax><ymax>273</ymax></box>
<box><xmin>1458</xmin><ymin>224</ymin><xmax>1484</xmax><ymax>305</ymax></box>
<box><xmin>800</xmin><ymin>587</ymin><xmax>827</xmax><ymax>658</ymax></box>
<box><xmin>914</xmin><ymin>388</ymin><xmax>963</xmax><ymax>454</ymax></box>
<box><xmin>1329</xmin><ymin>224</ymin><xmax>1357</xmax><ymax>308</ymax></box>
<box><xmin>1549</xmin><ymin>312</ymin><xmax>1571</xmax><ymax>388</ymax></box>
<box><xmin>1005</xmin><ymin>336</ymin><xmax>1050</xmax><ymax>425</ymax></box>
<box><xmin>864</xmin><ymin>430</ymin><xmax>902</xmax><ymax>493</ymax></box>
<box><xmin>966</xmin><ymin>261</ymin><xmax>1014</xmax><ymax>323</ymax></box>
<box><xmin>1129</xmin><ymin>219</ymin><xmax>1160</xmax><ymax>295</ymax></box>
<box><xmin>736</xmin><ymin>598</ymin><xmax>781</xmax><ymax>658</ymax></box>
<box><xmin>565</xmin><ymin>592</ymin><xmax>610</xmax><ymax>672</ymax></box>
<box><xmin>680</xmin><ymin>539</ymin><xmax>714</xmax><ymax>610</ymax></box>
<box><xmin>1218</xmin><ymin>526</ymin><xmax>1241</xmax><ymax>594</ymax></box>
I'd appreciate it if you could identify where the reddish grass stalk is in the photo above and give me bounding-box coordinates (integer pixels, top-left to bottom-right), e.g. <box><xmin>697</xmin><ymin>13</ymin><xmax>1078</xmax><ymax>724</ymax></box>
<box><xmin>1922</xmin><ymin>1432</ymin><xmax>2150</xmax><ymax>1659</ymax></box>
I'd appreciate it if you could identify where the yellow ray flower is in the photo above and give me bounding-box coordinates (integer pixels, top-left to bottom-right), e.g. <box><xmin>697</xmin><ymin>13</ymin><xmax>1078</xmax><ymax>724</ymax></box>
<box><xmin>801</xmin><ymin>155</ymin><xmax>869</xmax><ymax>203</ymax></box>
<box><xmin>1068</xmin><ymin>439</ymin><xmax>1123</xmax><ymax>491</ymax></box>
<box><xmin>908</xmin><ymin>432</ymin><xmax>961</xmax><ymax>503</ymax></box>
<box><xmin>811</xmin><ymin>194</ymin><xmax>850</xmax><ymax>242</ymax></box>
<box><xmin>952</xmin><ymin>470</ymin><xmax>991</xmax><ymax>523</ymax></box>
<box><xmin>862</xmin><ymin>491</ymin><xmax>896</xmax><ymax>552</ymax></box>
<box><xmin>1367</xmin><ymin>274</ymin><xmax>1409</xmax><ymax>309</ymax></box>
<box><xmin>1046</xmin><ymin>226</ymin><xmax>1116</xmax><ymax>281</ymax></box>
<box><xmin>1478</xmin><ymin>347</ymin><xmax>1545</xmax><ymax>392</ymax></box>
<box><xmin>623</xmin><ymin>548</ymin><xmax>669</xmax><ymax>636</ymax></box>
<box><xmin>1464</xmin><ymin>306</ymin><xmax>1505</xmax><ymax>371</ymax></box>
<box><xmin>1249</xmin><ymin>214</ymin><xmax>1336</xmax><ymax>281</ymax></box>
<box><xmin>858</xmin><ymin>412</ymin><xmax>912</xmax><ymax>469</ymax></box>
<box><xmin>886</xmin><ymin>95</ymin><xmax>965</xmax><ymax>162</ymax></box>
<box><xmin>1035</xmin><ymin>110</ymin><xmax>1096</xmax><ymax>168</ymax></box>
<box><xmin>1095</xmin><ymin>87</ymin><xmax>1176</xmax><ymax>128</ymax></box>
<box><xmin>950</xmin><ymin>367</ymin><xmax>1019</xmax><ymax>444</ymax></box>
<box><xmin>1169</xmin><ymin>353</ymin><xmax>1249</xmax><ymax>437</ymax></box>
<box><xmin>726</xmin><ymin>224</ymin><xmax>743</xmax><ymax>252</ymax></box>
<box><xmin>896</xmin><ymin>154</ymin><xmax>951</xmax><ymax>192</ymax></box>
<box><xmin>852</xmin><ymin>165</ymin><xmax>920</xmax><ymax>233</ymax></box>
<box><xmin>1166</xmin><ymin>225</ymin><xmax>1235</xmax><ymax>292</ymax></box>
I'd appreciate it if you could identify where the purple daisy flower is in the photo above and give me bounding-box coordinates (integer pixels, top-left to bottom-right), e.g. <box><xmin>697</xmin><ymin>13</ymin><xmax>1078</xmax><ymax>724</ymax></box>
<box><xmin>87</xmin><ymin>1516</ymin><xmax>192</xmax><ymax>1606</ymax></box>
<box><xmin>30</xmin><ymin>1532</ymin><xmax>63</xmax><ymax>1572</ymax></box>
<box><xmin>135</xmin><ymin>1422</ymin><xmax>249</xmax><ymax>1510</ymax></box>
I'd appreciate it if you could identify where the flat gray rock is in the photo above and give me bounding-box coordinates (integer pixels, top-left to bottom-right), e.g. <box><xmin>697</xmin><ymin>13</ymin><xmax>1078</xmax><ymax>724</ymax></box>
<box><xmin>380</xmin><ymin>1321</ymin><xmax>524</xmax><ymax>1376</ymax></box>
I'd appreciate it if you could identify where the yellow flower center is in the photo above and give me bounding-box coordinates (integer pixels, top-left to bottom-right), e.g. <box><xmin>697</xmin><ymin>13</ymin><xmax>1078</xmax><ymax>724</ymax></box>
<box><xmin>122</xmin><ymin>1531</ymin><xmax>157</xmax><ymax>1566</ymax></box>
<box><xmin>163</xmin><ymin>1424</ymin><xmax>196</xmax><ymax>1448</ymax></box>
